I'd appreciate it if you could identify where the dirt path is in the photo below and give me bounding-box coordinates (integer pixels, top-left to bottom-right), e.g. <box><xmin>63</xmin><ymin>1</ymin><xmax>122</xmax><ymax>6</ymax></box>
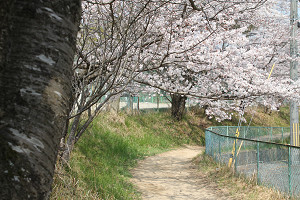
<box><xmin>131</xmin><ymin>146</ymin><xmax>232</xmax><ymax>200</ymax></box>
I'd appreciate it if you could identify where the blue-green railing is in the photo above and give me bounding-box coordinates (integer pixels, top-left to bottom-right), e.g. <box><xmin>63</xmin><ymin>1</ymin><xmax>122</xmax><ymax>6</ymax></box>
<box><xmin>120</xmin><ymin>95</ymin><xmax>171</xmax><ymax>104</ymax></box>
<box><xmin>206</xmin><ymin>126</ymin><xmax>300</xmax><ymax>197</ymax></box>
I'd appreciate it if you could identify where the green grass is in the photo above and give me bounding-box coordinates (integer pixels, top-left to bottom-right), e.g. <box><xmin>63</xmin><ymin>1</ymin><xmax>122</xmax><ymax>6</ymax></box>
<box><xmin>51</xmin><ymin>106</ymin><xmax>294</xmax><ymax>199</ymax></box>
<box><xmin>191</xmin><ymin>106</ymin><xmax>290</xmax><ymax>128</ymax></box>
<box><xmin>51</xmin><ymin>111</ymin><xmax>203</xmax><ymax>200</ymax></box>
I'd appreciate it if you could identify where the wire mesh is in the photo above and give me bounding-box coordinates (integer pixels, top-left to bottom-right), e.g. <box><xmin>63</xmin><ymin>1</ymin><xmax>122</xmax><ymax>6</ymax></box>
<box><xmin>120</xmin><ymin>94</ymin><xmax>171</xmax><ymax>104</ymax></box>
<box><xmin>206</xmin><ymin>127</ymin><xmax>300</xmax><ymax>197</ymax></box>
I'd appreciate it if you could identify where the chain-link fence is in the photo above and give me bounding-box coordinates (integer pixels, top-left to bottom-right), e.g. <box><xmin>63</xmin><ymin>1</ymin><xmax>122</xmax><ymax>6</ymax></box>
<box><xmin>206</xmin><ymin>126</ymin><xmax>300</xmax><ymax>197</ymax></box>
<box><xmin>120</xmin><ymin>94</ymin><xmax>172</xmax><ymax>110</ymax></box>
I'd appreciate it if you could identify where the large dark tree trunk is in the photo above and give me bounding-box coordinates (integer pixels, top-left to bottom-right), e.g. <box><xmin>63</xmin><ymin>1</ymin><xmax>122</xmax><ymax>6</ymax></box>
<box><xmin>0</xmin><ymin>1</ymin><xmax>81</xmax><ymax>199</ymax></box>
<box><xmin>171</xmin><ymin>94</ymin><xmax>187</xmax><ymax>121</ymax></box>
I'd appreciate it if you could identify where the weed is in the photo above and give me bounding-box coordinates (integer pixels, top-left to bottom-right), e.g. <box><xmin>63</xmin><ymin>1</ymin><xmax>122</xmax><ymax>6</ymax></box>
<box><xmin>51</xmin><ymin>111</ymin><xmax>202</xmax><ymax>199</ymax></box>
<box><xmin>195</xmin><ymin>152</ymin><xmax>290</xmax><ymax>200</ymax></box>
<box><xmin>51</xmin><ymin>107</ymin><xmax>294</xmax><ymax>199</ymax></box>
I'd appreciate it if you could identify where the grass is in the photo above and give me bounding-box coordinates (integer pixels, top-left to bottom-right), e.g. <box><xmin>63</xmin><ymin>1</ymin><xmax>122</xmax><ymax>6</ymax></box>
<box><xmin>51</xmin><ymin>106</ymin><xmax>295</xmax><ymax>199</ymax></box>
<box><xmin>194</xmin><ymin>152</ymin><xmax>289</xmax><ymax>200</ymax></box>
<box><xmin>51</xmin><ymin>111</ymin><xmax>203</xmax><ymax>200</ymax></box>
<box><xmin>190</xmin><ymin>105</ymin><xmax>290</xmax><ymax>128</ymax></box>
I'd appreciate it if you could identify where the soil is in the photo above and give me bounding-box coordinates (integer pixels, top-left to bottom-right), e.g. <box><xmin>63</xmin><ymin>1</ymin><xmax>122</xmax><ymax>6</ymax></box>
<box><xmin>131</xmin><ymin>146</ymin><xmax>233</xmax><ymax>200</ymax></box>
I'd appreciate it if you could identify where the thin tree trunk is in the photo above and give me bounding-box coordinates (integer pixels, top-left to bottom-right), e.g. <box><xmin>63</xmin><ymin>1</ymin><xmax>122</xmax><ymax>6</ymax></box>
<box><xmin>0</xmin><ymin>1</ymin><xmax>81</xmax><ymax>199</ymax></box>
<box><xmin>129</xmin><ymin>95</ymin><xmax>134</xmax><ymax>114</ymax></box>
<box><xmin>58</xmin><ymin>114</ymin><xmax>70</xmax><ymax>158</ymax></box>
<box><xmin>61</xmin><ymin>114</ymin><xmax>81</xmax><ymax>162</ymax></box>
<box><xmin>137</xmin><ymin>96</ymin><xmax>140</xmax><ymax>112</ymax></box>
<box><xmin>171</xmin><ymin>94</ymin><xmax>187</xmax><ymax>121</ymax></box>
<box><xmin>157</xmin><ymin>93</ymin><xmax>159</xmax><ymax>111</ymax></box>
<box><xmin>116</xmin><ymin>96</ymin><xmax>120</xmax><ymax>113</ymax></box>
<box><xmin>109</xmin><ymin>96</ymin><xmax>120</xmax><ymax>113</ymax></box>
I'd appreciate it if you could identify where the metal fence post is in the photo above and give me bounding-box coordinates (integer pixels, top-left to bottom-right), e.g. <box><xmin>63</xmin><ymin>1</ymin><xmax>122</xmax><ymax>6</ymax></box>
<box><xmin>207</xmin><ymin>128</ymin><xmax>211</xmax><ymax>155</ymax></box>
<box><xmin>212</xmin><ymin>134</ymin><xmax>215</xmax><ymax>159</ymax></box>
<box><xmin>270</xmin><ymin>127</ymin><xmax>273</xmax><ymax>142</ymax></box>
<box><xmin>218</xmin><ymin>137</ymin><xmax>221</xmax><ymax>163</ymax></box>
<box><xmin>288</xmin><ymin>146</ymin><xmax>291</xmax><ymax>196</ymax></box>
<box><xmin>243</xmin><ymin>127</ymin><xmax>246</xmax><ymax>150</ymax></box>
<box><xmin>257</xmin><ymin>142</ymin><xmax>260</xmax><ymax>184</ymax></box>
<box><xmin>226</xmin><ymin>126</ymin><xmax>229</xmax><ymax>150</ymax></box>
<box><xmin>210</xmin><ymin>131</ymin><xmax>213</xmax><ymax>156</ymax></box>
<box><xmin>205</xmin><ymin>130</ymin><xmax>207</xmax><ymax>154</ymax></box>
<box><xmin>282</xmin><ymin>127</ymin><xmax>284</xmax><ymax>143</ymax></box>
<box><xmin>234</xmin><ymin>138</ymin><xmax>237</xmax><ymax>173</ymax></box>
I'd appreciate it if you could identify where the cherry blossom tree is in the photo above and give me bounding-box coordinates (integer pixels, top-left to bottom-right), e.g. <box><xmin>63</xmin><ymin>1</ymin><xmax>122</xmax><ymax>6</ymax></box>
<box><xmin>134</xmin><ymin>0</ymin><xmax>300</xmax><ymax>121</ymax></box>
<box><xmin>61</xmin><ymin>0</ymin><xmax>170</xmax><ymax>160</ymax></box>
<box><xmin>62</xmin><ymin>0</ymin><xmax>300</xmax><ymax>161</ymax></box>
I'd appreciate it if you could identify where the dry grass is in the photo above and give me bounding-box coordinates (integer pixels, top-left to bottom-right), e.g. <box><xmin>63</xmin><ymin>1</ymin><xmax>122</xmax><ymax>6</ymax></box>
<box><xmin>50</xmin><ymin>161</ymin><xmax>103</xmax><ymax>200</ymax></box>
<box><xmin>194</xmin><ymin>153</ymin><xmax>291</xmax><ymax>200</ymax></box>
<box><xmin>250</xmin><ymin>107</ymin><xmax>290</xmax><ymax>127</ymax></box>
<box><xmin>51</xmin><ymin>107</ymin><xmax>293</xmax><ymax>199</ymax></box>
<box><xmin>51</xmin><ymin>111</ymin><xmax>203</xmax><ymax>199</ymax></box>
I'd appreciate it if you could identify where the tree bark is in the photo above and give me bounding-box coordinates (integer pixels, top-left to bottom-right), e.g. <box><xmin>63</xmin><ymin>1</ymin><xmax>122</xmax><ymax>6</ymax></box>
<box><xmin>157</xmin><ymin>93</ymin><xmax>160</xmax><ymax>111</ymax></box>
<box><xmin>0</xmin><ymin>1</ymin><xmax>81</xmax><ymax>199</ymax></box>
<box><xmin>171</xmin><ymin>94</ymin><xmax>187</xmax><ymax>121</ymax></box>
<box><xmin>61</xmin><ymin>114</ymin><xmax>81</xmax><ymax>162</ymax></box>
<box><xmin>108</xmin><ymin>96</ymin><xmax>120</xmax><ymax>113</ymax></box>
<box><xmin>137</xmin><ymin>96</ymin><xmax>140</xmax><ymax>112</ymax></box>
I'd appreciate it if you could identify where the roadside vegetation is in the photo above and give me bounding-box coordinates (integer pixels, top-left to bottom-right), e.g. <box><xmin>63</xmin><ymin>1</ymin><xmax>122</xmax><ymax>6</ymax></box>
<box><xmin>51</xmin><ymin>106</ymin><xmax>292</xmax><ymax>199</ymax></box>
<box><xmin>51</xmin><ymin>110</ymin><xmax>202</xmax><ymax>199</ymax></box>
<box><xmin>194</xmin><ymin>152</ymin><xmax>288</xmax><ymax>200</ymax></box>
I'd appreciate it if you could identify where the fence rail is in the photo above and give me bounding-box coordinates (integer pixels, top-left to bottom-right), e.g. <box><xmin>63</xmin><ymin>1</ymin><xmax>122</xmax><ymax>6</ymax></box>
<box><xmin>205</xmin><ymin>126</ymin><xmax>300</xmax><ymax>197</ymax></box>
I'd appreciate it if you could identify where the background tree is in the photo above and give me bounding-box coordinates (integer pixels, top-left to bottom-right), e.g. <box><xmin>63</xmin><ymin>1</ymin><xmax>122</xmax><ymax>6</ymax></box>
<box><xmin>0</xmin><ymin>1</ymin><xmax>81</xmax><ymax>199</ymax></box>
<box><xmin>61</xmin><ymin>0</ymin><xmax>169</xmax><ymax>161</ymax></box>
<box><xmin>135</xmin><ymin>0</ymin><xmax>300</xmax><ymax>121</ymax></box>
<box><xmin>62</xmin><ymin>0</ymin><xmax>300</xmax><ymax>161</ymax></box>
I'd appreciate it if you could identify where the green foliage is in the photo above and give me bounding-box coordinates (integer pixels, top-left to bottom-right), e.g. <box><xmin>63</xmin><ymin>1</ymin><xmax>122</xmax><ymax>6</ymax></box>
<box><xmin>51</xmin><ymin>111</ymin><xmax>203</xmax><ymax>199</ymax></box>
<box><xmin>51</xmin><ymin>106</ymin><xmax>292</xmax><ymax>199</ymax></box>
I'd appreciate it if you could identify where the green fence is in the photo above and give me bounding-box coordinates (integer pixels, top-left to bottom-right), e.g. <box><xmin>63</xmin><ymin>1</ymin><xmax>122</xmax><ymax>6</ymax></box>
<box><xmin>120</xmin><ymin>94</ymin><xmax>171</xmax><ymax>104</ymax></box>
<box><xmin>205</xmin><ymin>126</ymin><xmax>300</xmax><ymax>197</ymax></box>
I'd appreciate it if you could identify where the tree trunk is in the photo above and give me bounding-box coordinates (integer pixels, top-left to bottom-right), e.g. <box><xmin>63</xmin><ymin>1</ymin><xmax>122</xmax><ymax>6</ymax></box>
<box><xmin>61</xmin><ymin>114</ymin><xmax>81</xmax><ymax>162</ymax></box>
<box><xmin>171</xmin><ymin>94</ymin><xmax>187</xmax><ymax>121</ymax></box>
<box><xmin>157</xmin><ymin>93</ymin><xmax>159</xmax><ymax>111</ymax></box>
<box><xmin>137</xmin><ymin>96</ymin><xmax>140</xmax><ymax>112</ymax></box>
<box><xmin>109</xmin><ymin>96</ymin><xmax>120</xmax><ymax>113</ymax></box>
<box><xmin>0</xmin><ymin>1</ymin><xmax>81</xmax><ymax>199</ymax></box>
<box><xmin>130</xmin><ymin>95</ymin><xmax>134</xmax><ymax>114</ymax></box>
<box><xmin>264</xmin><ymin>106</ymin><xmax>272</xmax><ymax>114</ymax></box>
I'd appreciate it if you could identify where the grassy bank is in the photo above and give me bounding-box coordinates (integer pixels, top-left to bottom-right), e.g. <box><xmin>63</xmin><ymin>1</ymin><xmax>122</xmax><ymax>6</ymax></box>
<box><xmin>51</xmin><ymin>107</ymin><xmax>291</xmax><ymax>199</ymax></box>
<box><xmin>194</xmin><ymin>152</ymin><xmax>288</xmax><ymax>200</ymax></box>
<box><xmin>51</xmin><ymin>111</ymin><xmax>203</xmax><ymax>199</ymax></box>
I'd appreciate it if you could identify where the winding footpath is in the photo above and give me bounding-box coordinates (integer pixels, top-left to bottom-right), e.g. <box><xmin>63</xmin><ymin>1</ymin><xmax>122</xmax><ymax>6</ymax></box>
<box><xmin>131</xmin><ymin>146</ymin><xmax>232</xmax><ymax>200</ymax></box>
